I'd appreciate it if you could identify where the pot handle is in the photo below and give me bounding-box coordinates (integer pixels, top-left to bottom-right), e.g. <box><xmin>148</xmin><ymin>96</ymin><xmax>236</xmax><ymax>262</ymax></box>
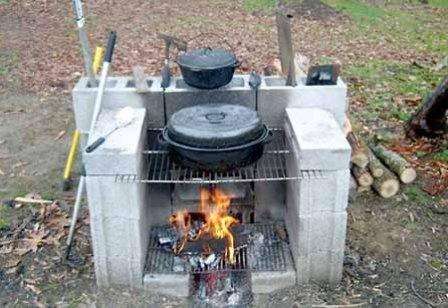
<box><xmin>263</xmin><ymin>129</ymin><xmax>274</xmax><ymax>145</ymax></box>
<box><xmin>158</xmin><ymin>132</ymin><xmax>168</xmax><ymax>146</ymax></box>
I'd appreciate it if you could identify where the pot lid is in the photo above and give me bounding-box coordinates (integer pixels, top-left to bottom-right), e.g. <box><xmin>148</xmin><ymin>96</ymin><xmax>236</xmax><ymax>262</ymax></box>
<box><xmin>167</xmin><ymin>104</ymin><xmax>263</xmax><ymax>149</ymax></box>
<box><xmin>177</xmin><ymin>48</ymin><xmax>237</xmax><ymax>70</ymax></box>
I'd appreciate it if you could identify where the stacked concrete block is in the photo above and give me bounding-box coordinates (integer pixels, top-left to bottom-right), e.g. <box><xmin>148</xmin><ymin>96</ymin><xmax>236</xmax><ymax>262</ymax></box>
<box><xmin>83</xmin><ymin>108</ymin><xmax>149</xmax><ymax>288</ymax></box>
<box><xmin>259</xmin><ymin>76</ymin><xmax>347</xmax><ymax>128</ymax></box>
<box><xmin>284</xmin><ymin>108</ymin><xmax>351</xmax><ymax>284</ymax></box>
<box><xmin>72</xmin><ymin>76</ymin><xmax>164</xmax><ymax>133</ymax></box>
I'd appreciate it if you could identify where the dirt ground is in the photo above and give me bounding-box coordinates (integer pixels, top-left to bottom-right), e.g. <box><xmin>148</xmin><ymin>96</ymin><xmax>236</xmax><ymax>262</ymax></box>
<box><xmin>1</xmin><ymin>0</ymin><xmax>447</xmax><ymax>306</ymax></box>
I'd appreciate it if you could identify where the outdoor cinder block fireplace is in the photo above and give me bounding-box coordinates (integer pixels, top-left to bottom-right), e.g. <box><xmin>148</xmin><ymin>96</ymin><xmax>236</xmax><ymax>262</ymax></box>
<box><xmin>72</xmin><ymin>74</ymin><xmax>351</xmax><ymax>300</ymax></box>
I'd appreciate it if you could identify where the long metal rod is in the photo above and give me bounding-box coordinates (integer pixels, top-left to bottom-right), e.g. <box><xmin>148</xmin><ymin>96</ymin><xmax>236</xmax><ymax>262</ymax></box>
<box><xmin>71</xmin><ymin>0</ymin><xmax>96</xmax><ymax>86</ymax></box>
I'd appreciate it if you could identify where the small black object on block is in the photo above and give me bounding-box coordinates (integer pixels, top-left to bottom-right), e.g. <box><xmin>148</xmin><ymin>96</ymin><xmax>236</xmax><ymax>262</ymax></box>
<box><xmin>306</xmin><ymin>64</ymin><xmax>340</xmax><ymax>86</ymax></box>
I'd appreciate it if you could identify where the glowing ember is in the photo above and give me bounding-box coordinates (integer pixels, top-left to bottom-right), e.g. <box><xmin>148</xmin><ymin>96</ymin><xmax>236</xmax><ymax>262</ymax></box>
<box><xmin>169</xmin><ymin>187</ymin><xmax>238</xmax><ymax>264</ymax></box>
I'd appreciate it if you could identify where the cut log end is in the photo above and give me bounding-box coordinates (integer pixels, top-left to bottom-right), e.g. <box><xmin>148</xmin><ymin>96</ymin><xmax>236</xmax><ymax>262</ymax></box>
<box><xmin>352</xmin><ymin>165</ymin><xmax>374</xmax><ymax>187</ymax></box>
<box><xmin>374</xmin><ymin>178</ymin><xmax>400</xmax><ymax>198</ymax></box>
<box><xmin>352</xmin><ymin>155</ymin><xmax>369</xmax><ymax>169</ymax></box>
<box><xmin>400</xmin><ymin>168</ymin><xmax>417</xmax><ymax>184</ymax></box>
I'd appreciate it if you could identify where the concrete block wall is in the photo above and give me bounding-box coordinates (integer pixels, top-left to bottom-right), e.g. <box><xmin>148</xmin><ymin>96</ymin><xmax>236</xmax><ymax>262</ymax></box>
<box><xmin>83</xmin><ymin>108</ymin><xmax>149</xmax><ymax>288</ymax></box>
<box><xmin>72</xmin><ymin>74</ymin><xmax>347</xmax><ymax>134</ymax></box>
<box><xmin>284</xmin><ymin>108</ymin><xmax>351</xmax><ymax>284</ymax></box>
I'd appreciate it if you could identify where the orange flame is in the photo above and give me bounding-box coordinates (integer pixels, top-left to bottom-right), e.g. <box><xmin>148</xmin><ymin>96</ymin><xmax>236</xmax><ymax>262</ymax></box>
<box><xmin>169</xmin><ymin>187</ymin><xmax>238</xmax><ymax>264</ymax></box>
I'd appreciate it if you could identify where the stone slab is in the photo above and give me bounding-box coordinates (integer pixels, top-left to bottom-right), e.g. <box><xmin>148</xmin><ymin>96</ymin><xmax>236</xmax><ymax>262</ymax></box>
<box><xmin>285</xmin><ymin>108</ymin><xmax>351</xmax><ymax>171</ymax></box>
<box><xmin>94</xmin><ymin>256</ymin><xmax>143</xmax><ymax>288</ymax></box>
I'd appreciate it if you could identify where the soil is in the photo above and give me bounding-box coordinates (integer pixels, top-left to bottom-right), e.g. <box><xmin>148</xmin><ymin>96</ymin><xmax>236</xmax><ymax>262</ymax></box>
<box><xmin>0</xmin><ymin>0</ymin><xmax>447</xmax><ymax>306</ymax></box>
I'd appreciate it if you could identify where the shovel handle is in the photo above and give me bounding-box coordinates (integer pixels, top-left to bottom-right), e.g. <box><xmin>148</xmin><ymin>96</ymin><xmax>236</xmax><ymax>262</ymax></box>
<box><xmin>105</xmin><ymin>31</ymin><xmax>117</xmax><ymax>63</ymax></box>
<box><xmin>86</xmin><ymin>137</ymin><xmax>106</xmax><ymax>153</ymax></box>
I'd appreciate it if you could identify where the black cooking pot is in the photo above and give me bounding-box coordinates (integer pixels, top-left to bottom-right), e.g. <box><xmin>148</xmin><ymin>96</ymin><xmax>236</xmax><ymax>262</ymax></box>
<box><xmin>160</xmin><ymin>104</ymin><xmax>271</xmax><ymax>171</ymax></box>
<box><xmin>176</xmin><ymin>48</ymin><xmax>240</xmax><ymax>89</ymax></box>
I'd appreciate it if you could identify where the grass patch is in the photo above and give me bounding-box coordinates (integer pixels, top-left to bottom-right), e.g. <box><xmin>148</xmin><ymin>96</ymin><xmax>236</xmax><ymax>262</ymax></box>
<box><xmin>0</xmin><ymin>205</ymin><xmax>11</xmax><ymax>230</ymax></box>
<box><xmin>323</xmin><ymin>0</ymin><xmax>448</xmax><ymax>55</ymax></box>
<box><xmin>323</xmin><ymin>0</ymin><xmax>386</xmax><ymax>23</ymax></box>
<box><xmin>345</xmin><ymin>59</ymin><xmax>447</xmax><ymax>122</ymax></box>
<box><xmin>404</xmin><ymin>186</ymin><xmax>433</xmax><ymax>205</ymax></box>
<box><xmin>244</xmin><ymin>0</ymin><xmax>277</xmax><ymax>11</ymax></box>
<box><xmin>433</xmin><ymin>150</ymin><xmax>448</xmax><ymax>162</ymax></box>
<box><xmin>0</xmin><ymin>50</ymin><xmax>20</xmax><ymax>77</ymax></box>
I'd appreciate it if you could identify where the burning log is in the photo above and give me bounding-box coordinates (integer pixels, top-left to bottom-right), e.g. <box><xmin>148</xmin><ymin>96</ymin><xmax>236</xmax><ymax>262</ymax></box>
<box><xmin>370</xmin><ymin>143</ymin><xmax>417</xmax><ymax>184</ymax></box>
<box><xmin>407</xmin><ymin>76</ymin><xmax>448</xmax><ymax>138</ymax></box>
<box><xmin>169</xmin><ymin>187</ymin><xmax>238</xmax><ymax>264</ymax></box>
<box><xmin>351</xmin><ymin>165</ymin><xmax>373</xmax><ymax>187</ymax></box>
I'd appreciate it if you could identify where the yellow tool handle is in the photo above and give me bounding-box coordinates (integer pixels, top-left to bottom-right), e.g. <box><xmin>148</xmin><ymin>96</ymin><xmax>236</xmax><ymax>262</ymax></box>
<box><xmin>92</xmin><ymin>46</ymin><xmax>105</xmax><ymax>75</ymax></box>
<box><xmin>63</xmin><ymin>130</ymin><xmax>81</xmax><ymax>180</ymax></box>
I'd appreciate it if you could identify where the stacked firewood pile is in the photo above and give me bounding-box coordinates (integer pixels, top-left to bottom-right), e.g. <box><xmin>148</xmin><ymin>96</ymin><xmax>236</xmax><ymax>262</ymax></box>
<box><xmin>345</xmin><ymin>120</ymin><xmax>417</xmax><ymax>199</ymax></box>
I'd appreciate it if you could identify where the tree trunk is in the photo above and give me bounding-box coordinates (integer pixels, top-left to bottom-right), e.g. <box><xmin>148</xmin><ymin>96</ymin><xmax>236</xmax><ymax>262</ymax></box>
<box><xmin>352</xmin><ymin>165</ymin><xmax>374</xmax><ymax>187</ymax></box>
<box><xmin>372</xmin><ymin>168</ymin><xmax>400</xmax><ymax>199</ymax></box>
<box><xmin>370</xmin><ymin>144</ymin><xmax>417</xmax><ymax>184</ymax></box>
<box><xmin>407</xmin><ymin>76</ymin><xmax>448</xmax><ymax>138</ymax></box>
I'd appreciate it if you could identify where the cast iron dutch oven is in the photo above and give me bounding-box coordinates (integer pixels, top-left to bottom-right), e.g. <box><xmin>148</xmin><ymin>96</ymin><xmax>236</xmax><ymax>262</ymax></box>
<box><xmin>176</xmin><ymin>48</ymin><xmax>240</xmax><ymax>89</ymax></box>
<box><xmin>160</xmin><ymin>104</ymin><xmax>271</xmax><ymax>171</ymax></box>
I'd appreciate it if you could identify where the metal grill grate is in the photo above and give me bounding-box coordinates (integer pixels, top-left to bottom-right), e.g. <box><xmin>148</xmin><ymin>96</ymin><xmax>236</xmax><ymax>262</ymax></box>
<box><xmin>113</xmin><ymin>129</ymin><xmax>326</xmax><ymax>184</ymax></box>
<box><xmin>145</xmin><ymin>223</ymin><xmax>289</xmax><ymax>275</ymax></box>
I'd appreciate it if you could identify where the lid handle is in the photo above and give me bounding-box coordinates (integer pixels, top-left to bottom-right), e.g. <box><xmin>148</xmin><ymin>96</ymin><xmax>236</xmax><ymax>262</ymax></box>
<box><xmin>205</xmin><ymin>112</ymin><xmax>226</xmax><ymax>124</ymax></box>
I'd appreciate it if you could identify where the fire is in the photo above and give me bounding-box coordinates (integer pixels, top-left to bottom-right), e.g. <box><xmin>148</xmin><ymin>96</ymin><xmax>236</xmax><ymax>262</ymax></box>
<box><xmin>169</xmin><ymin>187</ymin><xmax>238</xmax><ymax>264</ymax></box>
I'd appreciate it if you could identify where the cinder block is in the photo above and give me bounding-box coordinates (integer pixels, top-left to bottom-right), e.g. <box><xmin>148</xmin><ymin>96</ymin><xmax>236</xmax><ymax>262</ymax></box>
<box><xmin>83</xmin><ymin>108</ymin><xmax>147</xmax><ymax>175</ymax></box>
<box><xmin>259</xmin><ymin>76</ymin><xmax>347</xmax><ymax>128</ymax></box>
<box><xmin>94</xmin><ymin>256</ymin><xmax>143</xmax><ymax>288</ymax></box>
<box><xmin>165</xmin><ymin>75</ymin><xmax>255</xmax><ymax>119</ymax></box>
<box><xmin>285</xmin><ymin>108</ymin><xmax>351</xmax><ymax>171</ymax></box>
<box><xmin>294</xmin><ymin>251</ymin><xmax>344</xmax><ymax>284</ymax></box>
<box><xmin>143</xmin><ymin>273</ymin><xmax>190</xmax><ymax>297</ymax></box>
<box><xmin>86</xmin><ymin>177</ymin><xmax>147</xmax><ymax>220</ymax></box>
<box><xmin>73</xmin><ymin>76</ymin><xmax>164</xmax><ymax>133</ymax></box>
<box><xmin>286</xmin><ymin>169</ymin><xmax>350</xmax><ymax>215</ymax></box>
<box><xmin>147</xmin><ymin>184</ymin><xmax>173</xmax><ymax>226</ymax></box>
<box><xmin>294</xmin><ymin>212</ymin><xmax>347</xmax><ymax>256</ymax></box>
<box><xmin>89</xmin><ymin>216</ymin><xmax>148</xmax><ymax>265</ymax></box>
<box><xmin>254</xmin><ymin>182</ymin><xmax>285</xmax><ymax>221</ymax></box>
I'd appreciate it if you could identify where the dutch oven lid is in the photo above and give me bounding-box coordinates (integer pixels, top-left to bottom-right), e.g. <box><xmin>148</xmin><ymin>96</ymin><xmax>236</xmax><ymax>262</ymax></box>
<box><xmin>177</xmin><ymin>48</ymin><xmax>237</xmax><ymax>70</ymax></box>
<box><xmin>167</xmin><ymin>104</ymin><xmax>263</xmax><ymax>149</ymax></box>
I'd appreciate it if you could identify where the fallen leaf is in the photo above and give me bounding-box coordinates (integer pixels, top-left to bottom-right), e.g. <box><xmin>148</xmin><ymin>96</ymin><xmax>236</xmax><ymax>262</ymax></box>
<box><xmin>23</xmin><ymin>229</ymin><xmax>49</xmax><ymax>253</ymax></box>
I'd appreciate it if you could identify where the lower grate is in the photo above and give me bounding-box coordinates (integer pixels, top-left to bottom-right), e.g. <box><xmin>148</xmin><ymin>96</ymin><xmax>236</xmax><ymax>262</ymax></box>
<box><xmin>145</xmin><ymin>222</ymin><xmax>289</xmax><ymax>275</ymax></box>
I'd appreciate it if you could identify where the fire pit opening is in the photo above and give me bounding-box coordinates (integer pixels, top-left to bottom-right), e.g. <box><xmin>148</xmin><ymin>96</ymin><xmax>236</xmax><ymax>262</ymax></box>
<box><xmin>79</xmin><ymin>74</ymin><xmax>351</xmax><ymax>299</ymax></box>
